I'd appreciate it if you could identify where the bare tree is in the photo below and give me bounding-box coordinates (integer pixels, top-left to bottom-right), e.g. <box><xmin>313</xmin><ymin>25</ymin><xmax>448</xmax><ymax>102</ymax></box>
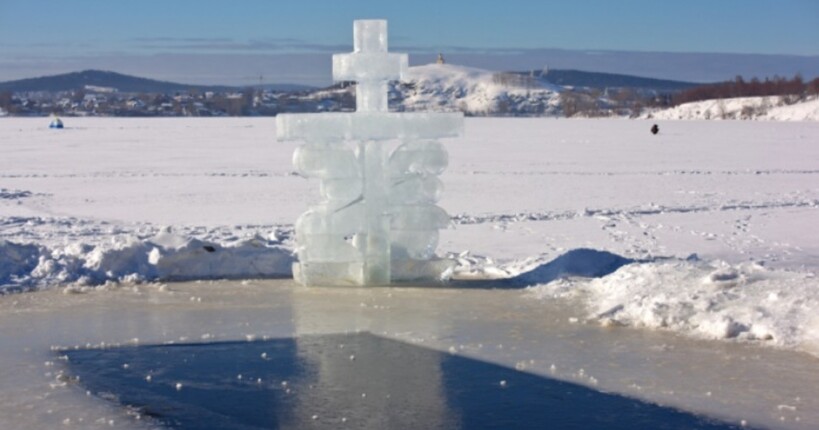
<box><xmin>809</xmin><ymin>78</ymin><xmax>819</xmax><ymax>97</ymax></box>
<box><xmin>0</xmin><ymin>91</ymin><xmax>12</xmax><ymax>111</ymax></box>
<box><xmin>560</xmin><ymin>90</ymin><xmax>579</xmax><ymax>117</ymax></box>
<box><xmin>71</xmin><ymin>89</ymin><xmax>86</xmax><ymax>104</ymax></box>
<box><xmin>717</xmin><ymin>99</ymin><xmax>727</xmax><ymax>119</ymax></box>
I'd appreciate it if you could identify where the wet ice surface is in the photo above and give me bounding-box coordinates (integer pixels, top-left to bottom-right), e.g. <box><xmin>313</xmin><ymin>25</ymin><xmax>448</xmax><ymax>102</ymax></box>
<box><xmin>1</xmin><ymin>280</ymin><xmax>817</xmax><ymax>429</ymax></box>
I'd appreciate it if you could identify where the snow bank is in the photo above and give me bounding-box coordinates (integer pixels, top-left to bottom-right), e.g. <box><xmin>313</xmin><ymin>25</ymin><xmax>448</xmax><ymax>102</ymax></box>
<box><xmin>0</xmin><ymin>230</ymin><xmax>294</xmax><ymax>293</ymax></box>
<box><xmin>645</xmin><ymin>96</ymin><xmax>819</xmax><ymax>121</ymax></box>
<box><xmin>765</xmin><ymin>97</ymin><xmax>819</xmax><ymax>121</ymax></box>
<box><xmin>528</xmin><ymin>258</ymin><xmax>819</xmax><ymax>356</ymax></box>
<box><xmin>0</xmin><ymin>240</ymin><xmax>41</xmax><ymax>287</ymax></box>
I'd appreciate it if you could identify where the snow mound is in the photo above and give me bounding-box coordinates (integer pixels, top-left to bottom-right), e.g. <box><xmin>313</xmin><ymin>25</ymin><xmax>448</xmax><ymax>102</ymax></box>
<box><xmin>645</xmin><ymin>96</ymin><xmax>819</xmax><ymax>121</ymax></box>
<box><xmin>764</xmin><ymin>97</ymin><xmax>819</xmax><ymax>121</ymax></box>
<box><xmin>399</xmin><ymin>64</ymin><xmax>562</xmax><ymax>116</ymax></box>
<box><xmin>0</xmin><ymin>231</ymin><xmax>294</xmax><ymax>293</ymax></box>
<box><xmin>528</xmin><ymin>259</ymin><xmax>819</xmax><ymax>356</ymax></box>
<box><xmin>0</xmin><ymin>240</ymin><xmax>41</xmax><ymax>286</ymax></box>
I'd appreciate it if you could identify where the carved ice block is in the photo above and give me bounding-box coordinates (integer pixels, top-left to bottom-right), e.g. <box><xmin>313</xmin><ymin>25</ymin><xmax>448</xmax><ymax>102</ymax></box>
<box><xmin>277</xmin><ymin>19</ymin><xmax>463</xmax><ymax>286</ymax></box>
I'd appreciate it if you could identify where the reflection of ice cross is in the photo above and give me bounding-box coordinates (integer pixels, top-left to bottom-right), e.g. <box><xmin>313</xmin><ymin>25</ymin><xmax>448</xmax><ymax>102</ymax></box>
<box><xmin>332</xmin><ymin>20</ymin><xmax>408</xmax><ymax>112</ymax></box>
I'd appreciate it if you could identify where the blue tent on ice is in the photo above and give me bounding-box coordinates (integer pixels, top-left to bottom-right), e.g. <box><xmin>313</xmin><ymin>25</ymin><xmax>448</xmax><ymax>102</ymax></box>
<box><xmin>49</xmin><ymin>117</ymin><xmax>64</xmax><ymax>129</ymax></box>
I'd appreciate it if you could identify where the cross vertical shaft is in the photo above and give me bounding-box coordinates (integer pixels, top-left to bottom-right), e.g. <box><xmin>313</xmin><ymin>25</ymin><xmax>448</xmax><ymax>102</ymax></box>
<box><xmin>353</xmin><ymin>20</ymin><xmax>388</xmax><ymax>113</ymax></box>
<box><xmin>333</xmin><ymin>20</ymin><xmax>407</xmax><ymax>284</ymax></box>
<box><xmin>333</xmin><ymin>20</ymin><xmax>407</xmax><ymax>113</ymax></box>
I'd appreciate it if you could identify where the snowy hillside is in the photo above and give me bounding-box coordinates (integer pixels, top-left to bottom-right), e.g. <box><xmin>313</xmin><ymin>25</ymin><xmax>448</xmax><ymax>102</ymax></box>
<box><xmin>292</xmin><ymin>64</ymin><xmax>567</xmax><ymax>116</ymax></box>
<box><xmin>396</xmin><ymin>64</ymin><xmax>563</xmax><ymax>116</ymax></box>
<box><xmin>645</xmin><ymin>96</ymin><xmax>819</xmax><ymax>121</ymax></box>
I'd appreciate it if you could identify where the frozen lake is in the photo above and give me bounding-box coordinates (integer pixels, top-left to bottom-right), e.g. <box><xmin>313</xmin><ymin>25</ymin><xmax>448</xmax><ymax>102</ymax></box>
<box><xmin>2</xmin><ymin>117</ymin><xmax>817</xmax><ymax>267</ymax></box>
<box><xmin>1</xmin><ymin>117</ymin><xmax>818</xmax><ymax>428</ymax></box>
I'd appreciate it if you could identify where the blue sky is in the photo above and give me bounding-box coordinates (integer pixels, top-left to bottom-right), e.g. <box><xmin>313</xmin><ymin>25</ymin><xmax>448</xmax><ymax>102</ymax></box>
<box><xmin>1</xmin><ymin>0</ymin><xmax>818</xmax><ymax>85</ymax></box>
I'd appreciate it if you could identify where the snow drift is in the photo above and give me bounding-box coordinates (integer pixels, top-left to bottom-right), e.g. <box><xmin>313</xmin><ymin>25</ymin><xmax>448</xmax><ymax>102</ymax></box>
<box><xmin>527</xmin><ymin>257</ymin><xmax>819</xmax><ymax>357</ymax></box>
<box><xmin>0</xmin><ymin>231</ymin><xmax>293</xmax><ymax>293</ymax></box>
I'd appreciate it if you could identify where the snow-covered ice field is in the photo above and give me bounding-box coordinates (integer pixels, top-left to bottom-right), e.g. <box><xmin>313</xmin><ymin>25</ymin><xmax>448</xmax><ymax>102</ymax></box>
<box><xmin>1</xmin><ymin>117</ymin><xmax>818</xmax><ymax>428</ymax></box>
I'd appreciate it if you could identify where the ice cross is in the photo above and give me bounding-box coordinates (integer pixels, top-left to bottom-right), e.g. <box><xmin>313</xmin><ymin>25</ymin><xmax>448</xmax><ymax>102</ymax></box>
<box><xmin>277</xmin><ymin>19</ymin><xmax>463</xmax><ymax>286</ymax></box>
<box><xmin>332</xmin><ymin>20</ymin><xmax>408</xmax><ymax>113</ymax></box>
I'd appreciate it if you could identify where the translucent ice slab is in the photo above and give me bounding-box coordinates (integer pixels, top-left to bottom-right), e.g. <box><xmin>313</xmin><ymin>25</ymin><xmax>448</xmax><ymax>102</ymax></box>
<box><xmin>293</xmin><ymin>144</ymin><xmax>360</xmax><ymax>179</ymax></box>
<box><xmin>276</xmin><ymin>112</ymin><xmax>464</xmax><ymax>142</ymax></box>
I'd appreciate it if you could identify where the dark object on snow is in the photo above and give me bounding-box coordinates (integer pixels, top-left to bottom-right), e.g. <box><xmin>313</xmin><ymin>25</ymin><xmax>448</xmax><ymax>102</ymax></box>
<box><xmin>49</xmin><ymin>117</ymin><xmax>63</xmax><ymax>129</ymax></box>
<box><xmin>508</xmin><ymin>248</ymin><xmax>634</xmax><ymax>286</ymax></box>
<box><xmin>448</xmin><ymin>248</ymin><xmax>636</xmax><ymax>289</ymax></box>
<box><xmin>650</xmin><ymin>124</ymin><xmax>659</xmax><ymax>135</ymax></box>
<box><xmin>202</xmin><ymin>245</ymin><xmax>216</xmax><ymax>253</ymax></box>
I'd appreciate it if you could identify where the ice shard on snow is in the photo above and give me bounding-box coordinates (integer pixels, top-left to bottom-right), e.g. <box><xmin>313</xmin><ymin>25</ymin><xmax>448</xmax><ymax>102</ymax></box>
<box><xmin>277</xmin><ymin>19</ymin><xmax>463</xmax><ymax>286</ymax></box>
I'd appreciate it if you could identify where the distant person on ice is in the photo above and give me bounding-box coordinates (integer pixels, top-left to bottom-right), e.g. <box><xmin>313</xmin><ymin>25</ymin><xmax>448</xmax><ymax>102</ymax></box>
<box><xmin>651</xmin><ymin>124</ymin><xmax>659</xmax><ymax>135</ymax></box>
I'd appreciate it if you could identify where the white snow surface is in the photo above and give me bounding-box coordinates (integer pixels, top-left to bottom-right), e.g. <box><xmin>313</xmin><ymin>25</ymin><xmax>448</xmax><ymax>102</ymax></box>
<box><xmin>1</xmin><ymin>117</ymin><xmax>818</xmax><ymax>357</ymax></box>
<box><xmin>646</xmin><ymin>96</ymin><xmax>819</xmax><ymax>121</ymax></box>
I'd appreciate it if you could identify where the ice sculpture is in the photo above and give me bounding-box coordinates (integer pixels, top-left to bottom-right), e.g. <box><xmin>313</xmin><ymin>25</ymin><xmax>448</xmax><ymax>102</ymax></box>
<box><xmin>277</xmin><ymin>19</ymin><xmax>463</xmax><ymax>286</ymax></box>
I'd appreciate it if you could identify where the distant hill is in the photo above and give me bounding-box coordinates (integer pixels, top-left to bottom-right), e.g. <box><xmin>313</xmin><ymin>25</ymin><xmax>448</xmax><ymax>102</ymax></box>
<box><xmin>0</xmin><ymin>68</ymin><xmax>694</xmax><ymax>96</ymax></box>
<box><xmin>394</xmin><ymin>64</ymin><xmax>699</xmax><ymax>116</ymax></box>
<box><xmin>256</xmin><ymin>83</ymin><xmax>317</xmax><ymax>92</ymax></box>
<box><xmin>0</xmin><ymin>70</ymin><xmax>314</xmax><ymax>93</ymax></box>
<box><xmin>396</xmin><ymin>64</ymin><xmax>562</xmax><ymax>116</ymax></box>
<box><xmin>532</xmin><ymin>69</ymin><xmax>698</xmax><ymax>92</ymax></box>
<box><xmin>0</xmin><ymin>66</ymin><xmax>702</xmax><ymax>117</ymax></box>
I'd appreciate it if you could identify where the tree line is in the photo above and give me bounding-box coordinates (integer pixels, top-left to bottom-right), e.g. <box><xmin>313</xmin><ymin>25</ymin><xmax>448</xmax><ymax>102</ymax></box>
<box><xmin>672</xmin><ymin>74</ymin><xmax>819</xmax><ymax>105</ymax></box>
